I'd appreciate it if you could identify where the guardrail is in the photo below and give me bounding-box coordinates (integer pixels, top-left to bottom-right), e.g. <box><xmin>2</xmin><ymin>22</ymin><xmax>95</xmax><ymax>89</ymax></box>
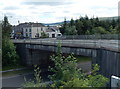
<box><xmin>57</xmin><ymin>34</ymin><xmax>120</xmax><ymax>40</ymax></box>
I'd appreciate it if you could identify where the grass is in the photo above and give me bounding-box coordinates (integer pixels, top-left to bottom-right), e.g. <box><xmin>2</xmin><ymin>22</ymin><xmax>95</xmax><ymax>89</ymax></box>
<box><xmin>2</xmin><ymin>69</ymin><xmax>33</xmax><ymax>77</ymax></box>
<box><xmin>75</xmin><ymin>56</ymin><xmax>91</xmax><ymax>62</ymax></box>
<box><xmin>2</xmin><ymin>65</ymin><xmax>25</xmax><ymax>71</ymax></box>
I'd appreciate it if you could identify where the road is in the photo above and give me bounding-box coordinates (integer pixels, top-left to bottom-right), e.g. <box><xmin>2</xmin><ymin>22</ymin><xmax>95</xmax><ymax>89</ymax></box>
<box><xmin>2</xmin><ymin>73</ymin><xmax>34</xmax><ymax>87</ymax></box>
<box><xmin>2</xmin><ymin>71</ymin><xmax>50</xmax><ymax>88</ymax></box>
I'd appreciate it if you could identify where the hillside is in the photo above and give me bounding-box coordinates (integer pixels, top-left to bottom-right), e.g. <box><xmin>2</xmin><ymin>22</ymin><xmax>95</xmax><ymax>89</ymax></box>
<box><xmin>43</xmin><ymin>16</ymin><xmax>119</xmax><ymax>26</ymax></box>
<box><xmin>98</xmin><ymin>16</ymin><xmax>118</xmax><ymax>21</ymax></box>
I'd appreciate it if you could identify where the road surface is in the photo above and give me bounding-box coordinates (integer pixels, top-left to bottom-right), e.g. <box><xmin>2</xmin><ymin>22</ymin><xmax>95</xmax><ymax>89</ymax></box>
<box><xmin>2</xmin><ymin>71</ymin><xmax>50</xmax><ymax>88</ymax></box>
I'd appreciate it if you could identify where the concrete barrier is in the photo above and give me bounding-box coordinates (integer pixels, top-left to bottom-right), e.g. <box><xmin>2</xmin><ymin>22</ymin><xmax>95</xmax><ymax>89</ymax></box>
<box><xmin>111</xmin><ymin>75</ymin><xmax>120</xmax><ymax>88</ymax></box>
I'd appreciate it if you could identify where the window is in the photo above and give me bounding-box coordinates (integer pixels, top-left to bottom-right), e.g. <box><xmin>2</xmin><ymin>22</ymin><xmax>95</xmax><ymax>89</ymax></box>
<box><xmin>26</xmin><ymin>33</ymin><xmax>28</xmax><ymax>37</ymax></box>
<box><xmin>41</xmin><ymin>28</ymin><xmax>43</xmax><ymax>31</ymax></box>
<box><xmin>29</xmin><ymin>29</ymin><xmax>31</xmax><ymax>32</ymax></box>
<box><xmin>29</xmin><ymin>33</ymin><xmax>31</xmax><ymax>37</ymax></box>
<box><xmin>57</xmin><ymin>34</ymin><xmax>61</xmax><ymax>37</ymax></box>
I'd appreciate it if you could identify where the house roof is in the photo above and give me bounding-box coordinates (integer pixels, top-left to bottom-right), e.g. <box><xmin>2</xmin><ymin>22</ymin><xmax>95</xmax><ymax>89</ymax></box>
<box><xmin>46</xmin><ymin>27</ymin><xmax>59</xmax><ymax>32</ymax></box>
<box><xmin>16</xmin><ymin>22</ymin><xmax>45</xmax><ymax>28</ymax></box>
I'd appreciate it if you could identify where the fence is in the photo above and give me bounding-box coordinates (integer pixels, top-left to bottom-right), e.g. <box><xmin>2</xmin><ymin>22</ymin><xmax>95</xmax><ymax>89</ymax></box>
<box><xmin>57</xmin><ymin>34</ymin><xmax>120</xmax><ymax>40</ymax></box>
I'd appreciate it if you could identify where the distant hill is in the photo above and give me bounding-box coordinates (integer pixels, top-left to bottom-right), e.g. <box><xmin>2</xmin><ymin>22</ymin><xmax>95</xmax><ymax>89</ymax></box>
<box><xmin>43</xmin><ymin>21</ymin><xmax>70</xmax><ymax>26</ymax></box>
<box><xmin>43</xmin><ymin>22</ymin><xmax>64</xmax><ymax>26</ymax></box>
<box><xmin>43</xmin><ymin>16</ymin><xmax>119</xmax><ymax>26</ymax></box>
<box><xmin>98</xmin><ymin>16</ymin><xmax>118</xmax><ymax>21</ymax></box>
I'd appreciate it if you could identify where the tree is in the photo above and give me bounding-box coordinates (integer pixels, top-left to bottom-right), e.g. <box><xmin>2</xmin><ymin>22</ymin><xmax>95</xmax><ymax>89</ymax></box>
<box><xmin>2</xmin><ymin>16</ymin><xmax>12</xmax><ymax>38</ymax></box>
<box><xmin>75</xmin><ymin>20</ymin><xmax>83</xmax><ymax>35</ymax></box>
<box><xmin>2</xmin><ymin>16</ymin><xmax>19</xmax><ymax>66</ymax></box>
<box><xmin>70</xmin><ymin>18</ymin><xmax>74</xmax><ymax>27</ymax></box>
<box><xmin>64</xmin><ymin>26</ymin><xmax>77</xmax><ymax>35</ymax></box>
<box><xmin>91</xmin><ymin>26</ymin><xmax>108</xmax><ymax>34</ymax></box>
<box><xmin>2</xmin><ymin>38</ymin><xmax>19</xmax><ymax>66</ymax></box>
<box><xmin>60</xmin><ymin>18</ymin><xmax>67</xmax><ymax>34</ymax></box>
<box><xmin>48</xmin><ymin>43</ymin><xmax>109</xmax><ymax>88</ymax></box>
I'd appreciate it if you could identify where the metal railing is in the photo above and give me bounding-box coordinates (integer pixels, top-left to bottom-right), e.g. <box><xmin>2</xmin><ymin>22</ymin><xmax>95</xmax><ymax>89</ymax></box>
<box><xmin>57</xmin><ymin>34</ymin><xmax>120</xmax><ymax>40</ymax></box>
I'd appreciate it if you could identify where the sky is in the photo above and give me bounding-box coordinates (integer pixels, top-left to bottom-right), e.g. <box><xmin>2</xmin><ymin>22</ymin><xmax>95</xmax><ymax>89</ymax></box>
<box><xmin>0</xmin><ymin>0</ymin><xmax>119</xmax><ymax>25</ymax></box>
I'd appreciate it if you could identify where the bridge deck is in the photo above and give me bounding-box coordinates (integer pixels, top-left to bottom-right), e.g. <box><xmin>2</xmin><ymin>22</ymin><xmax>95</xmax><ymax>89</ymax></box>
<box><xmin>12</xmin><ymin>38</ymin><xmax>120</xmax><ymax>52</ymax></box>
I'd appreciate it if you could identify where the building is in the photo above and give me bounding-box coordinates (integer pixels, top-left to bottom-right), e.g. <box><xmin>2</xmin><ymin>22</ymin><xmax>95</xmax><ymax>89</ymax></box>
<box><xmin>46</xmin><ymin>27</ymin><xmax>62</xmax><ymax>38</ymax></box>
<box><xmin>12</xmin><ymin>22</ymin><xmax>62</xmax><ymax>38</ymax></box>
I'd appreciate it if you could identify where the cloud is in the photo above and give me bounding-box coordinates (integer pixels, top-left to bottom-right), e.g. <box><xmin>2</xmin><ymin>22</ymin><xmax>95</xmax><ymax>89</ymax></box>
<box><xmin>21</xmin><ymin>1</ymin><xmax>72</xmax><ymax>6</ymax></box>
<box><xmin>0</xmin><ymin>0</ymin><xmax>119</xmax><ymax>25</ymax></box>
<box><xmin>3</xmin><ymin>6</ymin><xmax>20</xmax><ymax>10</ymax></box>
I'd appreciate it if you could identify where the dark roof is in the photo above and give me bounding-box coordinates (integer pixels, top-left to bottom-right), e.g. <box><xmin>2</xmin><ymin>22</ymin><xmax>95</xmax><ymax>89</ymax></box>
<box><xmin>17</xmin><ymin>22</ymin><xmax>45</xmax><ymax>27</ymax></box>
<box><xmin>46</xmin><ymin>27</ymin><xmax>59</xmax><ymax>32</ymax></box>
<box><xmin>46</xmin><ymin>28</ymin><xmax>55</xmax><ymax>32</ymax></box>
<box><xmin>46</xmin><ymin>27</ymin><xmax>60</xmax><ymax>32</ymax></box>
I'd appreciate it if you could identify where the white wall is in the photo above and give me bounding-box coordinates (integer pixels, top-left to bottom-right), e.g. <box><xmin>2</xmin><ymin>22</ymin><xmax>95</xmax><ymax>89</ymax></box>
<box><xmin>23</xmin><ymin>26</ymin><xmax>61</xmax><ymax>38</ymax></box>
<box><xmin>46</xmin><ymin>31</ymin><xmax>62</xmax><ymax>38</ymax></box>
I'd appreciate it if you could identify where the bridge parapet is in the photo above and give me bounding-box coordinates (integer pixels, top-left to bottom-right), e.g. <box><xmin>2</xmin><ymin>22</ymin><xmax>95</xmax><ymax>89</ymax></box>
<box><xmin>57</xmin><ymin>34</ymin><xmax>120</xmax><ymax>40</ymax></box>
<box><xmin>12</xmin><ymin>39</ymin><xmax>120</xmax><ymax>52</ymax></box>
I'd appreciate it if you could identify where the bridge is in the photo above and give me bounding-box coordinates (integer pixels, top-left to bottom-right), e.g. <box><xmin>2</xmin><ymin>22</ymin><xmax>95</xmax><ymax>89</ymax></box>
<box><xmin>12</xmin><ymin>38</ymin><xmax>120</xmax><ymax>78</ymax></box>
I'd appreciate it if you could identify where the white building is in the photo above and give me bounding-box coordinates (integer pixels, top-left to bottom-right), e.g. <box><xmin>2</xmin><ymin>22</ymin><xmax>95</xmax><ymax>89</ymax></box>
<box><xmin>22</xmin><ymin>23</ymin><xmax>47</xmax><ymax>38</ymax></box>
<box><xmin>12</xmin><ymin>22</ymin><xmax>62</xmax><ymax>38</ymax></box>
<box><xmin>46</xmin><ymin>27</ymin><xmax>62</xmax><ymax>38</ymax></box>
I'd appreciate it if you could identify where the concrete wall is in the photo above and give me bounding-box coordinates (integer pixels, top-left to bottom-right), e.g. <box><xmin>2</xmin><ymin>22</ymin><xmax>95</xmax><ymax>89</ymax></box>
<box><xmin>92</xmin><ymin>49</ymin><xmax>120</xmax><ymax>78</ymax></box>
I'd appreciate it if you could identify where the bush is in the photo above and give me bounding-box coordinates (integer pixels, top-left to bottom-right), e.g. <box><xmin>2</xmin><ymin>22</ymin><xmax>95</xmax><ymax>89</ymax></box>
<box><xmin>48</xmin><ymin>43</ymin><xmax>109</xmax><ymax>88</ymax></box>
<box><xmin>41</xmin><ymin>32</ymin><xmax>49</xmax><ymax>38</ymax></box>
<box><xmin>64</xmin><ymin>26</ymin><xmax>77</xmax><ymax>35</ymax></box>
<box><xmin>22</xmin><ymin>65</ymin><xmax>45</xmax><ymax>87</ymax></box>
<box><xmin>2</xmin><ymin>37</ymin><xmax>19</xmax><ymax>66</ymax></box>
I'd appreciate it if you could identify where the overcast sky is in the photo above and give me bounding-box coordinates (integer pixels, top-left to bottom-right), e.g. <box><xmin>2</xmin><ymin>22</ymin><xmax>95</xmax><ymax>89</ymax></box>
<box><xmin>0</xmin><ymin>0</ymin><xmax>119</xmax><ymax>25</ymax></box>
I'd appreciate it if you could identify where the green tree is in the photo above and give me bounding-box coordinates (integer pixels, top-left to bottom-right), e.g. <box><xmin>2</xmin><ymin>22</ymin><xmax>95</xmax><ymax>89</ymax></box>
<box><xmin>60</xmin><ymin>18</ymin><xmax>67</xmax><ymax>34</ymax></box>
<box><xmin>2</xmin><ymin>37</ymin><xmax>19</xmax><ymax>66</ymax></box>
<box><xmin>91</xmin><ymin>26</ymin><xmax>108</xmax><ymax>34</ymax></box>
<box><xmin>2</xmin><ymin>16</ymin><xmax>12</xmax><ymax>38</ymax></box>
<box><xmin>70</xmin><ymin>18</ymin><xmax>74</xmax><ymax>27</ymax></box>
<box><xmin>64</xmin><ymin>26</ymin><xmax>77</xmax><ymax>35</ymax></box>
<box><xmin>75</xmin><ymin>20</ymin><xmax>83</xmax><ymax>35</ymax></box>
<box><xmin>2</xmin><ymin>16</ymin><xmax>19</xmax><ymax>66</ymax></box>
<box><xmin>48</xmin><ymin>43</ymin><xmax>109</xmax><ymax>88</ymax></box>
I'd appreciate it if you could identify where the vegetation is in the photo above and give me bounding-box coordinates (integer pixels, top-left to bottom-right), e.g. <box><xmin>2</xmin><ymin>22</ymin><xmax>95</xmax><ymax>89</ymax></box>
<box><xmin>41</xmin><ymin>31</ymin><xmax>49</xmax><ymax>38</ymax></box>
<box><xmin>76</xmin><ymin>56</ymin><xmax>91</xmax><ymax>62</ymax></box>
<box><xmin>22</xmin><ymin>65</ymin><xmax>45</xmax><ymax>87</ymax></box>
<box><xmin>48</xmin><ymin>43</ymin><xmax>109</xmax><ymax>88</ymax></box>
<box><xmin>64</xmin><ymin>26</ymin><xmax>77</xmax><ymax>35</ymax></box>
<box><xmin>2</xmin><ymin>65</ymin><xmax>25</xmax><ymax>71</ymax></box>
<box><xmin>60</xmin><ymin>15</ymin><xmax>119</xmax><ymax>35</ymax></box>
<box><xmin>2</xmin><ymin>16</ymin><xmax>20</xmax><ymax>68</ymax></box>
<box><xmin>23</xmin><ymin>43</ymin><xmax>109</xmax><ymax>88</ymax></box>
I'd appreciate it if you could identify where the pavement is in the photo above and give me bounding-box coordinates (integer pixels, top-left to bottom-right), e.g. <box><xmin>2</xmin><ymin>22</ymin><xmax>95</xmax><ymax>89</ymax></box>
<box><xmin>2</xmin><ymin>70</ymin><xmax>50</xmax><ymax>88</ymax></box>
<box><xmin>2</xmin><ymin>73</ymin><xmax>34</xmax><ymax>87</ymax></box>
